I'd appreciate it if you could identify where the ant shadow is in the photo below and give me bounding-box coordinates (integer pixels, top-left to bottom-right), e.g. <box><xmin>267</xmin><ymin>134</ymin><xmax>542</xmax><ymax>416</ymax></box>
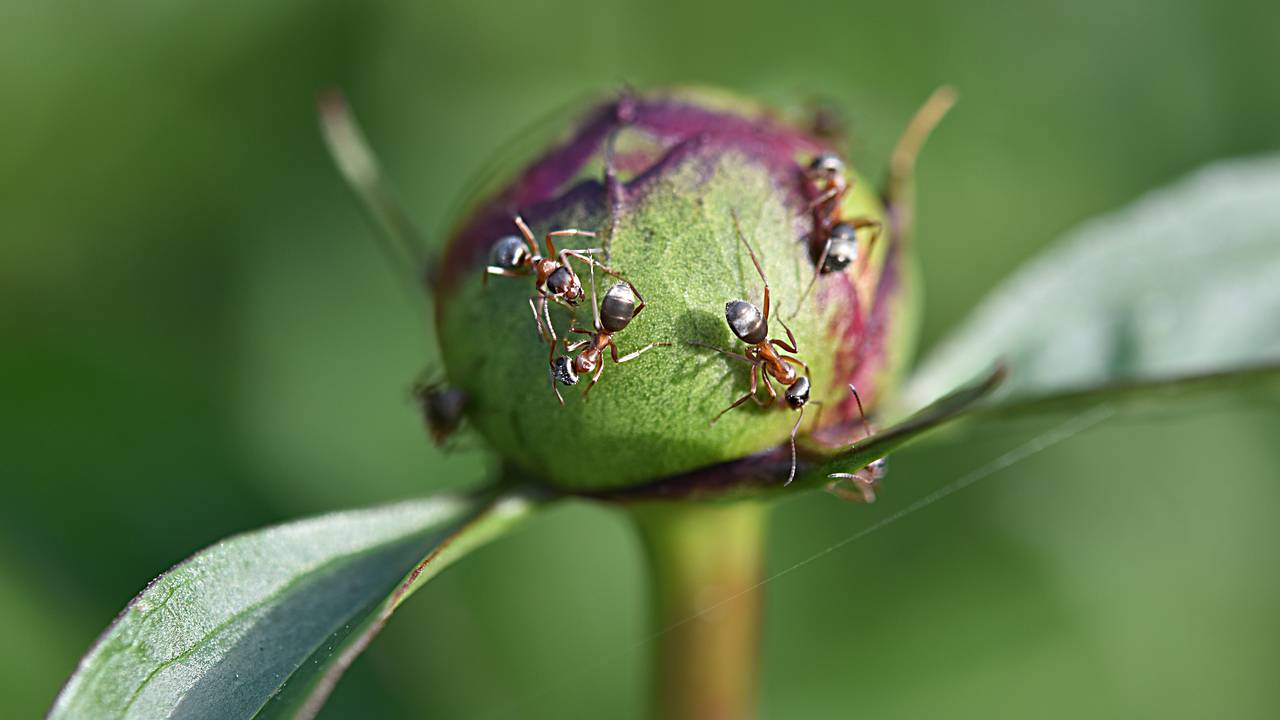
<box><xmin>674</xmin><ymin>308</ymin><xmax>773</xmax><ymax>416</ymax></box>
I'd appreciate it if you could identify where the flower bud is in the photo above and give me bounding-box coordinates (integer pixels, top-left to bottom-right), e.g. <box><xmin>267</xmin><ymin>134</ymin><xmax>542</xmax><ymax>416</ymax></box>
<box><xmin>434</xmin><ymin>89</ymin><xmax>917</xmax><ymax>491</ymax></box>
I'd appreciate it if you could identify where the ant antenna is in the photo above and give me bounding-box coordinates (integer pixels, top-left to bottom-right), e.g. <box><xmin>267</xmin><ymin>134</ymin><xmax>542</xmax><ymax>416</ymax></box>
<box><xmin>603</xmin><ymin>127</ymin><xmax>626</xmax><ymax>259</ymax></box>
<box><xmin>847</xmin><ymin>384</ymin><xmax>871</xmax><ymax>438</ymax></box>
<box><xmin>785</xmin><ymin>404</ymin><xmax>805</xmax><ymax>486</ymax></box>
<box><xmin>730</xmin><ymin>209</ymin><xmax>768</xmax><ymax>286</ymax></box>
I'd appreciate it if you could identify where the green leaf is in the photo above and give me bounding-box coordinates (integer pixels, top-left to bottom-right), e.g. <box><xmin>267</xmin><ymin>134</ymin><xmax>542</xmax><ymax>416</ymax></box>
<box><xmin>902</xmin><ymin>154</ymin><xmax>1280</xmax><ymax>411</ymax></box>
<box><xmin>789</xmin><ymin>365</ymin><xmax>1007</xmax><ymax>492</ymax></box>
<box><xmin>50</xmin><ymin>490</ymin><xmax>543</xmax><ymax>720</ymax></box>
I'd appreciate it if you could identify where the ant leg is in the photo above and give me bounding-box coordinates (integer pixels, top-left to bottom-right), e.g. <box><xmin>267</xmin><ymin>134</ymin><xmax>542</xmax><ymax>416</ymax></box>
<box><xmin>711</xmin><ymin>364</ymin><xmax>762</xmax><ymax>425</ymax></box>
<box><xmin>528</xmin><ymin>296</ymin><xmax>552</xmax><ymax>343</ymax></box>
<box><xmin>563</xmin><ymin>251</ymin><xmax>624</xmax><ymax>281</ymax></box>
<box><xmin>778</xmin><ymin>355</ymin><xmax>810</xmax><ymax>376</ymax></box>
<box><xmin>611</xmin><ymin>339</ymin><xmax>672</xmax><ymax>364</ymax></box>
<box><xmin>580</xmin><ymin>359</ymin><xmax>607</xmax><ymax>400</ymax></box>
<box><xmin>759</xmin><ymin>371</ymin><xmax>778</xmax><ymax>404</ymax></box>
<box><xmin>884</xmin><ymin>87</ymin><xmax>957</xmax><ymax>250</ymax></box>
<box><xmin>688</xmin><ymin>341</ymin><xmax>754</xmax><ymax>365</ymax></box>
<box><xmin>849</xmin><ymin>217</ymin><xmax>884</xmax><ymax>278</ymax></box>
<box><xmin>484</xmin><ymin>265</ymin><xmax>526</xmax><ymax>287</ymax></box>
<box><xmin>513</xmin><ymin>216</ymin><xmax>541</xmax><ymax>257</ymax></box>
<box><xmin>772</xmin><ymin>317</ymin><xmax>800</xmax><ymax>354</ymax></box>
<box><xmin>584</xmin><ymin>257</ymin><xmax>601</xmax><ymax>331</ymax></box>
<box><xmin>628</xmin><ymin>279</ymin><xmax>646</xmax><ymax>317</ymax></box>
<box><xmin>805</xmin><ymin>183</ymin><xmax>849</xmax><ymax>211</ymax></box>
<box><xmin>536</xmin><ymin>295</ymin><xmax>563</xmax><ymax>344</ymax></box>
<box><xmin>730</xmin><ymin>209</ymin><xmax>770</xmax><ymax>323</ymax></box>
<box><xmin>544</xmin><ymin>228</ymin><xmax>596</xmax><ymax>257</ymax></box>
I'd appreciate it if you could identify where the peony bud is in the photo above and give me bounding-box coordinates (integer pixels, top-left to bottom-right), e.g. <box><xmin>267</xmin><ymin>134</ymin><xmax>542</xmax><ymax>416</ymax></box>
<box><xmin>434</xmin><ymin>88</ymin><xmax>919</xmax><ymax>491</ymax></box>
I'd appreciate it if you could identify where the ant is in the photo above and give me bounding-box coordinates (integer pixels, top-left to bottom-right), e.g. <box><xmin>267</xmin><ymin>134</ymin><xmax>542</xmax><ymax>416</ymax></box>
<box><xmin>550</xmin><ymin>263</ymin><xmax>670</xmax><ymax>404</ymax></box>
<box><xmin>792</xmin><ymin>152</ymin><xmax>883</xmax><ymax>315</ymax></box>
<box><xmin>694</xmin><ymin>210</ymin><xmax>816</xmax><ymax>485</ymax></box>
<box><xmin>412</xmin><ymin>380</ymin><xmax>468</xmax><ymax>446</ymax></box>
<box><xmin>823</xmin><ymin>384</ymin><xmax>887</xmax><ymax>503</ymax></box>
<box><xmin>483</xmin><ymin>215</ymin><xmax>621</xmax><ymax>344</ymax></box>
<box><xmin>793</xmin><ymin>88</ymin><xmax>959</xmax><ymax>317</ymax></box>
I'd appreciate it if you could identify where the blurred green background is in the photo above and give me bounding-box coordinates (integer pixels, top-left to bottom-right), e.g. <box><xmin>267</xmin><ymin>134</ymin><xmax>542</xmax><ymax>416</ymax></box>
<box><xmin>4</xmin><ymin>1</ymin><xmax>1278</xmax><ymax>717</ymax></box>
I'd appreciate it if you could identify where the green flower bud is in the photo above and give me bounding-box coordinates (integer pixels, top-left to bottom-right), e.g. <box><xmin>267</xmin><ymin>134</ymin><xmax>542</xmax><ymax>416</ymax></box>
<box><xmin>434</xmin><ymin>88</ymin><xmax>919</xmax><ymax>491</ymax></box>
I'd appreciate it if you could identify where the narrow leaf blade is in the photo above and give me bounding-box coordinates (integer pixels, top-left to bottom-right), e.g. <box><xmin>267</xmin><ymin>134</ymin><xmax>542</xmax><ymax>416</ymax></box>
<box><xmin>789</xmin><ymin>365</ymin><xmax>1007</xmax><ymax>492</ymax></box>
<box><xmin>50</xmin><ymin>490</ymin><xmax>541</xmax><ymax>720</ymax></box>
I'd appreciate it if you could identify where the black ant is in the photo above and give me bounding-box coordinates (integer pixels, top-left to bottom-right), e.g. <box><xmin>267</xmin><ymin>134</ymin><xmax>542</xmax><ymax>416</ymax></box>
<box><xmin>550</xmin><ymin>263</ymin><xmax>670</xmax><ymax>404</ymax></box>
<box><xmin>694</xmin><ymin>210</ymin><xmax>816</xmax><ymax>485</ymax></box>
<box><xmin>792</xmin><ymin>152</ymin><xmax>883</xmax><ymax>314</ymax></box>
<box><xmin>823</xmin><ymin>384</ymin><xmax>886</xmax><ymax>503</ymax></box>
<box><xmin>483</xmin><ymin>215</ymin><xmax>621</xmax><ymax>343</ymax></box>
<box><xmin>412</xmin><ymin>380</ymin><xmax>468</xmax><ymax>446</ymax></box>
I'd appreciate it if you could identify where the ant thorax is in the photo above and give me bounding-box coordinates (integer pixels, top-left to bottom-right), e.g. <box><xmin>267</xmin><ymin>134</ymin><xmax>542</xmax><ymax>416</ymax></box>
<box><xmin>573</xmin><ymin>348</ymin><xmax>600</xmax><ymax>375</ymax></box>
<box><xmin>769</xmin><ymin>357</ymin><xmax>798</xmax><ymax>385</ymax></box>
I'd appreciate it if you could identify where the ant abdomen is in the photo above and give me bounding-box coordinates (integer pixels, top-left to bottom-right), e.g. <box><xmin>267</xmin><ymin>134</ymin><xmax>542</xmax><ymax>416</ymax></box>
<box><xmin>725</xmin><ymin>300</ymin><xmax>767</xmax><ymax>344</ymax></box>
<box><xmin>600</xmin><ymin>282</ymin><xmax>639</xmax><ymax>333</ymax></box>
<box><xmin>490</xmin><ymin>235</ymin><xmax>528</xmax><ymax>269</ymax></box>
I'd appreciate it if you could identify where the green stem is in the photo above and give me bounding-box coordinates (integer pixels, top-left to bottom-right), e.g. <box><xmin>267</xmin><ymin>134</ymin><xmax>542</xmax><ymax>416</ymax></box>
<box><xmin>629</xmin><ymin>500</ymin><xmax>768</xmax><ymax>720</ymax></box>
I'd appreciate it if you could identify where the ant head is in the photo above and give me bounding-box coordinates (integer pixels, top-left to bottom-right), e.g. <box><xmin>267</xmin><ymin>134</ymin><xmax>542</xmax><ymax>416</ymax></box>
<box><xmin>808</xmin><ymin>152</ymin><xmax>844</xmax><ymax>180</ymax></box>
<box><xmin>599</xmin><ymin>282</ymin><xmax>638</xmax><ymax>333</ymax></box>
<box><xmin>822</xmin><ymin>223</ymin><xmax>859</xmax><ymax>273</ymax></box>
<box><xmin>552</xmin><ymin>356</ymin><xmax>579</xmax><ymax>386</ymax></box>
<box><xmin>546</xmin><ymin>266</ymin><xmax>581</xmax><ymax>303</ymax></box>
<box><xmin>725</xmin><ymin>300</ymin><xmax>768</xmax><ymax>345</ymax></box>
<box><xmin>490</xmin><ymin>235</ymin><xmax>529</xmax><ymax>269</ymax></box>
<box><xmin>784</xmin><ymin>376</ymin><xmax>810</xmax><ymax>410</ymax></box>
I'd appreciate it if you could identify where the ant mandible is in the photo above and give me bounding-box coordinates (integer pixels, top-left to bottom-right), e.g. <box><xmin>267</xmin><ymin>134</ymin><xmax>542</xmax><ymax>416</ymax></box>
<box><xmin>484</xmin><ymin>215</ymin><xmax>621</xmax><ymax>343</ymax></box>
<box><xmin>695</xmin><ymin>209</ymin><xmax>816</xmax><ymax>485</ymax></box>
<box><xmin>550</xmin><ymin>263</ymin><xmax>670</xmax><ymax>404</ymax></box>
<box><xmin>792</xmin><ymin>153</ymin><xmax>883</xmax><ymax>315</ymax></box>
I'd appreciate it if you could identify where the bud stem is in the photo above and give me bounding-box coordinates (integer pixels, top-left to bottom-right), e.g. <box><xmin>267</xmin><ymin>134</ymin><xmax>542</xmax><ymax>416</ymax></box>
<box><xmin>629</xmin><ymin>500</ymin><xmax>768</xmax><ymax>720</ymax></box>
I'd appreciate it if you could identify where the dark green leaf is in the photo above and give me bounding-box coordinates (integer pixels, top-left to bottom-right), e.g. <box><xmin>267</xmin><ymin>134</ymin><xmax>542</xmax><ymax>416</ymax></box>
<box><xmin>50</xmin><ymin>490</ymin><xmax>543</xmax><ymax>720</ymax></box>
<box><xmin>902</xmin><ymin>155</ymin><xmax>1280</xmax><ymax>412</ymax></box>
